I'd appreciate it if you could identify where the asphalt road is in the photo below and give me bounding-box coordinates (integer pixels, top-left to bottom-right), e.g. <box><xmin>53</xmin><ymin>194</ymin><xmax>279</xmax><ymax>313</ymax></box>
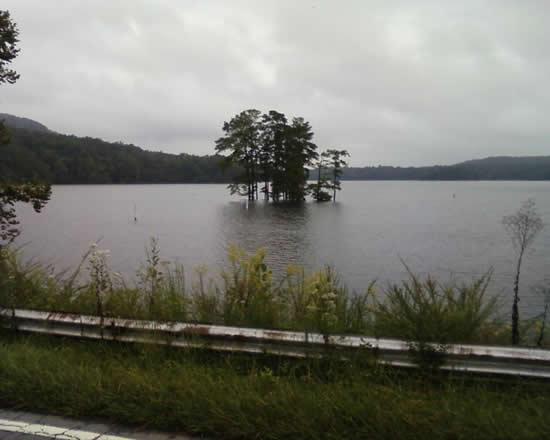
<box><xmin>0</xmin><ymin>433</ymin><xmax>45</xmax><ymax>439</ymax></box>
<box><xmin>0</xmin><ymin>408</ymin><xmax>204</xmax><ymax>440</ymax></box>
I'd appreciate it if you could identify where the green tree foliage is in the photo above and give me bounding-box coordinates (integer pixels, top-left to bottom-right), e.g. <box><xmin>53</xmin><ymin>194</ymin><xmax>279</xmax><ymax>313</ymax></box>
<box><xmin>261</xmin><ymin>110</ymin><xmax>288</xmax><ymax>201</ymax></box>
<box><xmin>342</xmin><ymin>156</ymin><xmax>550</xmax><ymax>180</ymax></box>
<box><xmin>0</xmin><ymin>120</ymin><xmax>9</xmax><ymax>144</ymax></box>
<box><xmin>215</xmin><ymin>109</ymin><xmax>262</xmax><ymax>200</ymax></box>
<box><xmin>0</xmin><ymin>10</ymin><xmax>51</xmax><ymax>248</ymax></box>
<box><xmin>0</xmin><ymin>10</ymin><xmax>19</xmax><ymax>85</ymax></box>
<box><xmin>0</xmin><ymin>125</ymin><xmax>240</xmax><ymax>184</ymax></box>
<box><xmin>283</xmin><ymin>117</ymin><xmax>318</xmax><ymax>201</ymax></box>
<box><xmin>0</xmin><ymin>182</ymin><xmax>50</xmax><ymax>245</ymax></box>
<box><xmin>309</xmin><ymin>153</ymin><xmax>332</xmax><ymax>202</ymax></box>
<box><xmin>324</xmin><ymin>149</ymin><xmax>349</xmax><ymax>202</ymax></box>
<box><xmin>216</xmin><ymin>110</ymin><xmax>321</xmax><ymax>202</ymax></box>
<box><xmin>0</xmin><ymin>10</ymin><xmax>20</xmax><ymax>144</ymax></box>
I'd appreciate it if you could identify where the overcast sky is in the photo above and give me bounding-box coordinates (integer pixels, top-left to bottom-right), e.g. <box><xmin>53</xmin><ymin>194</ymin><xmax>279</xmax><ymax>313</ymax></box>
<box><xmin>1</xmin><ymin>1</ymin><xmax>549</xmax><ymax>166</ymax></box>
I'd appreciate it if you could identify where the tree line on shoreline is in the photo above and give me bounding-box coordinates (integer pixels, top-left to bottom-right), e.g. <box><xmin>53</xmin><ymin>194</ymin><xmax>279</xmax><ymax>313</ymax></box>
<box><xmin>1</xmin><ymin>124</ymin><xmax>239</xmax><ymax>184</ymax></box>
<box><xmin>2</xmin><ymin>115</ymin><xmax>550</xmax><ymax>185</ymax></box>
<box><xmin>345</xmin><ymin>156</ymin><xmax>550</xmax><ymax>180</ymax></box>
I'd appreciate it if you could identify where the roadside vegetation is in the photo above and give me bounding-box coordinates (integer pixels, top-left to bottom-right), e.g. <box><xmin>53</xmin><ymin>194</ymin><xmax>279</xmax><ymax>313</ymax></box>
<box><xmin>502</xmin><ymin>199</ymin><xmax>545</xmax><ymax>344</ymax></box>
<box><xmin>2</xmin><ymin>239</ymin><xmax>548</xmax><ymax>439</ymax></box>
<box><xmin>0</xmin><ymin>331</ymin><xmax>549</xmax><ymax>440</ymax></box>
<box><xmin>1</xmin><ymin>239</ymin><xmax>548</xmax><ymax>348</ymax></box>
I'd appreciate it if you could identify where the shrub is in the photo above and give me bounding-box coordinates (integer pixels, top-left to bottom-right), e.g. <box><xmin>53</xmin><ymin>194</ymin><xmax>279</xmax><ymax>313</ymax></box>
<box><xmin>373</xmin><ymin>266</ymin><xmax>498</xmax><ymax>345</ymax></box>
<box><xmin>219</xmin><ymin>245</ymin><xmax>279</xmax><ymax>327</ymax></box>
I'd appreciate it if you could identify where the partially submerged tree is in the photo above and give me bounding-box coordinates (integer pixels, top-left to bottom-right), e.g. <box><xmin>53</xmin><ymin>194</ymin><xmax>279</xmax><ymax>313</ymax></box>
<box><xmin>0</xmin><ymin>10</ymin><xmax>51</xmax><ymax>249</ymax></box>
<box><xmin>261</xmin><ymin>110</ymin><xmax>288</xmax><ymax>201</ymax></box>
<box><xmin>282</xmin><ymin>117</ymin><xmax>318</xmax><ymax>201</ymax></box>
<box><xmin>215</xmin><ymin>109</ymin><xmax>262</xmax><ymax>201</ymax></box>
<box><xmin>310</xmin><ymin>153</ymin><xmax>331</xmax><ymax>202</ymax></box>
<box><xmin>324</xmin><ymin>149</ymin><xmax>349</xmax><ymax>202</ymax></box>
<box><xmin>216</xmin><ymin>110</ymin><xmax>320</xmax><ymax>202</ymax></box>
<box><xmin>502</xmin><ymin>199</ymin><xmax>544</xmax><ymax>345</ymax></box>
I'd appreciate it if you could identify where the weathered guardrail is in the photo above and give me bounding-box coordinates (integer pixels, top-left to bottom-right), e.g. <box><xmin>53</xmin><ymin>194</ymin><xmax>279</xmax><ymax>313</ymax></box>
<box><xmin>2</xmin><ymin>308</ymin><xmax>550</xmax><ymax>378</ymax></box>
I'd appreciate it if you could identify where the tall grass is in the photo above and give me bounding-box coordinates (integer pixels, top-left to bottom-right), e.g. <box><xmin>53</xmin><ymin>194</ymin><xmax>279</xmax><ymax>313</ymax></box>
<box><xmin>0</xmin><ymin>333</ymin><xmax>548</xmax><ymax>440</ymax></box>
<box><xmin>0</xmin><ymin>239</ymin><xmax>547</xmax><ymax>346</ymax></box>
<box><xmin>373</xmin><ymin>266</ymin><xmax>498</xmax><ymax>344</ymax></box>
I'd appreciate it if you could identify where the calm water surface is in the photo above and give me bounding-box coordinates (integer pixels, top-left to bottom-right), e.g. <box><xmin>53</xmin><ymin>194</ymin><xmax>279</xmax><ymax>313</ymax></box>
<box><xmin>15</xmin><ymin>181</ymin><xmax>550</xmax><ymax>315</ymax></box>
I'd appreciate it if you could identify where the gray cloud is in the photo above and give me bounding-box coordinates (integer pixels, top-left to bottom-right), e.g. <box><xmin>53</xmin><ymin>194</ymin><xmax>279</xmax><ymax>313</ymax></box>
<box><xmin>1</xmin><ymin>0</ymin><xmax>549</xmax><ymax>165</ymax></box>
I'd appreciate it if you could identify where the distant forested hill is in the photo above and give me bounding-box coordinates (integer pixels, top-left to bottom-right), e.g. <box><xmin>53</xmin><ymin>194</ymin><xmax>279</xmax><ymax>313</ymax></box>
<box><xmin>342</xmin><ymin>156</ymin><xmax>550</xmax><ymax>180</ymax></box>
<box><xmin>0</xmin><ymin>113</ymin><xmax>49</xmax><ymax>133</ymax></box>
<box><xmin>2</xmin><ymin>114</ymin><xmax>549</xmax><ymax>183</ymax></box>
<box><xmin>0</xmin><ymin>115</ymin><xmax>238</xmax><ymax>184</ymax></box>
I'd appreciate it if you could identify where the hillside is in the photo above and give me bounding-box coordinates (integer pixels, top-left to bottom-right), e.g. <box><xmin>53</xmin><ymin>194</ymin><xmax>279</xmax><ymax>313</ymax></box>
<box><xmin>343</xmin><ymin>156</ymin><xmax>550</xmax><ymax>180</ymax></box>
<box><xmin>0</xmin><ymin>117</ymin><xmax>238</xmax><ymax>184</ymax></box>
<box><xmin>0</xmin><ymin>113</ymin><xmax>50</xmax><ymax>133</ymax></box>
<box><xmin>1</xmin><ymin>114</ymin><xmax>549</xmax><ymax>183</ymax></box>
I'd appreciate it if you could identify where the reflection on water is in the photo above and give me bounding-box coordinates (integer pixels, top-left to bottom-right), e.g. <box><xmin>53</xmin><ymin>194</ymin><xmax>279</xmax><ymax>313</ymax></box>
<box><xmin>218</xmin><ymin>201</ymin><xmax>312</xmax><ymax>273</ymax></box>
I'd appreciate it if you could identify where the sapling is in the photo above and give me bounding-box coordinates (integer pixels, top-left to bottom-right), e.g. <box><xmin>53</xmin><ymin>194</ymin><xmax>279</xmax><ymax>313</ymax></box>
<box><xmin>502</xmin><ymin>199</ymin><xmax>544</xmax><ymax>345</ymax></box>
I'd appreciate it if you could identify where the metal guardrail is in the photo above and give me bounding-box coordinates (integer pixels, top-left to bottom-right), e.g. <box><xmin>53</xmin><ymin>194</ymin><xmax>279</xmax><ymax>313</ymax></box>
<box><xmin>2</xmin><ymin>308</ymin><xmax>550</xmax><ymax>378</ymax></box>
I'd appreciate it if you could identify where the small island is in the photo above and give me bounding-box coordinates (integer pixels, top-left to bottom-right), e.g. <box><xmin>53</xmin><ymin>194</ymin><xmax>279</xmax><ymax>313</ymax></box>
<box><xmin>215</xmin><ymin>109</ymin><xmax>349</xmax><ymax>202</ymax></box>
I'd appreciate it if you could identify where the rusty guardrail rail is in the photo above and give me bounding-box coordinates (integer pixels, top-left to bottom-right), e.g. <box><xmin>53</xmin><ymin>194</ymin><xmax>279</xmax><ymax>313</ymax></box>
<box><xmin>2</xmin><ymin>307</ymin><xmax>550</xmax><ymax>378</ymax></box>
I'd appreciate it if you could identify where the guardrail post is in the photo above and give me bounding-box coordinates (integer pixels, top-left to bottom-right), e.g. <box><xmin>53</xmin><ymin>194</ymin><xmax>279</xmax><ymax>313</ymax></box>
<box><xmin>10</xmin><ymin>306</ymin><xmax>17</xmax><ymax>332</ymax></box>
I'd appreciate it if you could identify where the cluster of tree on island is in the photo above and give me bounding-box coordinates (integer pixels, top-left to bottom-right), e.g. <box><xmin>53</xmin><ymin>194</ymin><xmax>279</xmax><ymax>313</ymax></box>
<box><xmin>215</xmin><ymin>109</ymin><xmax>349</xmax><ymax>202</ymax></box>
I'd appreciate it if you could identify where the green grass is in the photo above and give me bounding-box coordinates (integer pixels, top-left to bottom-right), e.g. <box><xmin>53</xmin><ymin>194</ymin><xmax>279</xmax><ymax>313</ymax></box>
<box><xmin>0</xmin><ymin>332</ymin><xmax>548</xmax><ymax>440</ymax></box>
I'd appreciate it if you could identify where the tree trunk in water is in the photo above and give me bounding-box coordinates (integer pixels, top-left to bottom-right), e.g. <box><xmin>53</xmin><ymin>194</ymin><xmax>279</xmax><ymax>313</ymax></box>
<box><xmin>333</xmin><ymin>169</ymin><xmax>337</xmax><ymax>202</ymax></box>
<box><xmin>316</xmin><ymin>166</ymin><xmax>321</xmax><ymax>201</ymax></box>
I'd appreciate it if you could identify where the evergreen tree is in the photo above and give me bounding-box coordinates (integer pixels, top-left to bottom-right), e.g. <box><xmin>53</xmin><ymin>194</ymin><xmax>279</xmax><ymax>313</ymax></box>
<box><xmin>214</xmin><ymin>111</ymin><xmax>350</xmax><ymax>203</ymax></box>
<box><xmin>215</xmin><ymin>109</ymin><xmax>262</xmax><ymax>201</ymax></box>
<box><xmin>216</xmin><ymin>110</ymin><xmax>320</xmax><ymax>202</ymax></box>
<box><xmin>0</xmin><ymin>10</ymin><xmax>19</xmax><ymax>85</ymax></box>
<box><xmin>325</xmin><ymin>149</ymin><xmax>349</xmax><ymax>202</ymax></box>
<box><xmin>285</xmin><ymin>117</ymin><xmax>318</xmax><ymax>201</ymax></box>
<box><xmin>0</xmin><ymin>10</ymin><xmax>20</xmax><ymax>144</ymax></box>
<box><xmin>310</xmin><ymin>153</ymin><xmax>332</xmax><ymax>202</ymax></box>
<box><xmin>261</xmin><ymin>111</ymin><xmax>288</xmax><ymax>201</ymax></box>
<box><xmin>0</xmin><ymin>10</ymin><xmax>51</xmax><ymax>248</ymax></box>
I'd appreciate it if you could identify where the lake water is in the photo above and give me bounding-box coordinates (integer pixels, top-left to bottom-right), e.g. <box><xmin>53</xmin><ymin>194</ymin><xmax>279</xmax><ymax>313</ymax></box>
<box><xmin>15</xmin><ymin>181</ymin><xmax>550</xmax><ymax>316</ymax></box>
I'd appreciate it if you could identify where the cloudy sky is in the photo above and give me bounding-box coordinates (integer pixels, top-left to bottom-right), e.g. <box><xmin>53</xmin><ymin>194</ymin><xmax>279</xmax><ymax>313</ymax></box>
<box><xmin>1</xmin><ymin>1</ymin><xmax>549</xmax><ymax>166</ymax></box>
